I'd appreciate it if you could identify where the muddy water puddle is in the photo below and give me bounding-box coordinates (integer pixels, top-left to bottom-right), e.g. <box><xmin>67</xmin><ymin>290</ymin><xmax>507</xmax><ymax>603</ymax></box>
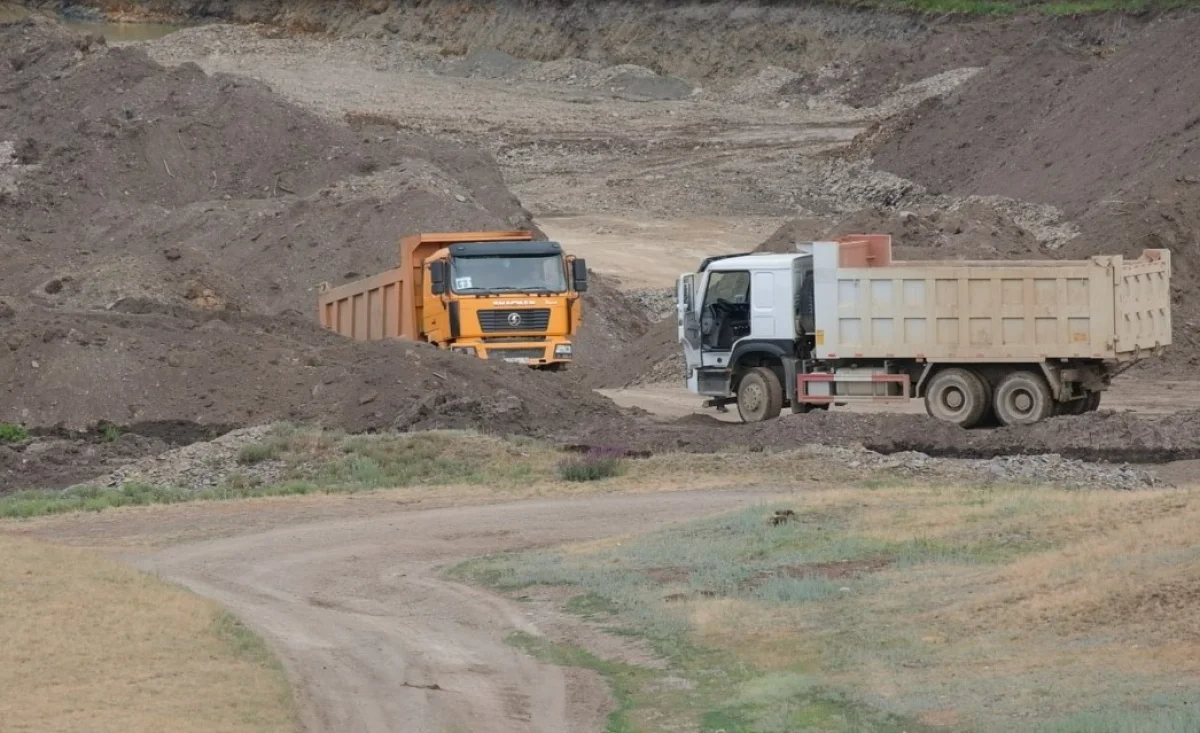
<box><xmin>0</xmin><ymin>3</ymin><xmax>184</xmax><ymax>42</ymax></box>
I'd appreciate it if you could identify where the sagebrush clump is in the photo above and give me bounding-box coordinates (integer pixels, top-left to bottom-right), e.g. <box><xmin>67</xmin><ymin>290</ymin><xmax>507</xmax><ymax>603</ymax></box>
<box><xmin>0</xmin><ymin>423</ymin><xmax>29</xmax><ymax>444</ymax></box>
<box><xmin>557</xmin><ymin>446</ymin><xmax>626</xmax><ymax>482</ymax></box>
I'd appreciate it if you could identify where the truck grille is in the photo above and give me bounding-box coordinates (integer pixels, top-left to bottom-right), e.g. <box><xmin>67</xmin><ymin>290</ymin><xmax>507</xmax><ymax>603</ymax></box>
<box><xmin>478</xmin><ymin>309</ymin><xmax>551</xmax><ymax>333</ymax></box>
<box><xmin>491</xmin><ymin>348</ymin><xmax>546</xmax><ymax>361</ymax></box>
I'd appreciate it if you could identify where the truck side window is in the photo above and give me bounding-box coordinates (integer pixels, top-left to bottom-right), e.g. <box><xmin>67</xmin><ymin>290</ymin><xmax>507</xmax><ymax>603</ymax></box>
<box><xmin>702</xmin><ymin>271</ymin><xmax>751</xmax><ymax>350</ymax></box>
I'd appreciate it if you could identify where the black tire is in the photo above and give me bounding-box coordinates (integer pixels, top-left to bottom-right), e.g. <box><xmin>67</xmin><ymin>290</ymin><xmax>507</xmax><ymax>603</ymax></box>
<box><xmin>924</xmin><ymin>368</ymin><xmax>990</xmax><ymax>428</ymax></box>
<box><xmin>737</xmin><ymin>367</ymin><xmax>784</xmax><ymax>423</ymax></box>
<box><xmin>1085</xmin><ymin>391</ymin><xmax>1102</xmax><ymax>412</ymax></box>
<box><xmin>1062</xmin><ymin>395</ymin><xmax>1089</xmax><ymax>416</ymax></box>
<box><xmin>993</xmin><ymin>370</ymin><xmax>1055</xmax><ymax>427</ymax></box>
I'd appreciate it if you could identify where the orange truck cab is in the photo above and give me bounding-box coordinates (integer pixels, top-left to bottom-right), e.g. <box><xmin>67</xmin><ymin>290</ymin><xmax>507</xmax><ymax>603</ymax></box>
<box><xmin>317</xmin><ymin>232</ymin><xmax>587</xmax><ymax>369</ymax></box>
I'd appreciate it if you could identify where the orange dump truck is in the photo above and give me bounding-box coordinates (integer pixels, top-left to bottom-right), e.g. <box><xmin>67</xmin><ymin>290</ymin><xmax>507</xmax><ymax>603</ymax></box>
<box><xmin>318</xmin><ymin>231</ymin><xmax>587</xmax><ymax>369</ymax></box>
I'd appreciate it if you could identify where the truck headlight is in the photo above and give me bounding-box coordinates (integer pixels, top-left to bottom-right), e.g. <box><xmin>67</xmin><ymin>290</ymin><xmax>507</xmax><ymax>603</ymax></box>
<box><xmin>451</xmin><ymin>346</ymin><xmax>477</xmax><ymax>357</ymax></box>
<box><xmin>554</xmin><ymin>344</ymin><xmax>573</xmax><ymax>358</ymax></box>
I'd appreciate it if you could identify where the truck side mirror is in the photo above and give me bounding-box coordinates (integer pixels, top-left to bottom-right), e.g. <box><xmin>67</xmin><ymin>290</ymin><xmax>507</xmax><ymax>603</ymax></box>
<box><xmin>429</xmin><ymin>261</ymin><xmax>448</xmax><ymax>295</ymax></box>
<box><xmin>572</xmin><ymin>259</ymin><xmax>589</xmax><ymax>293</ymax></box>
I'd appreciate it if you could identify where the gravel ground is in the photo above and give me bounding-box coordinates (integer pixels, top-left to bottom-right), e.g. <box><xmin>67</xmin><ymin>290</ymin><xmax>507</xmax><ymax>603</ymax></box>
<box><xmin>806</xmin><ymin>445</ymin><xmax>1161</xmax><ymax>491</ymax></box>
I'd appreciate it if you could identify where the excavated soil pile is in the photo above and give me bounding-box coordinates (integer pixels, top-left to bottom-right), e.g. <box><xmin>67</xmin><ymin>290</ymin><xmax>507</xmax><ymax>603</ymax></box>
<box><xmin>873</xmin><ymin>14</ymin><xmax>1200</xmax><ymax>368</ymax></box>
<box><xmin>557</xmin><ymin>408</ymin><xmax>1200</xmax><ymax>465</ymax></box>
<box><xmin>573</xmin><ymin>272</ymin><xmax>653</xmax><ymax>370</ymax></box>
<box><xmin>0</xmin><ymin>432</ymin><xmax>172</xmax><ymax>492</ymax></box>
<box><xmin>756</xmin><ymin>208</ymin><xmax>1052</xmax><ymax>260</ymax></box>
<box><xmin>585</xmin><ymin>318</ymin><xmax>683</xmax><ymax>389</ymax></box>
<box><xmin>820</xmin><ymin>14</ymin><xmax>1138</xmax><ymax>107</ymax></box>
<box><xmin>0</xmin><ymin>17</ymin><xmax>533</xmax><ymax>316</ymax></box>
<box><xmin>0</xmin><ymin>18</ymin><xmax>658</xmax><ymax>487</ymax></box>
<box><xmin>0</xmin><ymin>302</ymin><xmax>629</xmax><ymax>436</ymax></box>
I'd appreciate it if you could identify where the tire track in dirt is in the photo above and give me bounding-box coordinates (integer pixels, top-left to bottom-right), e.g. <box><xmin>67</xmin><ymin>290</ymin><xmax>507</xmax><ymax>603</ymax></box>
<box><xmin>134</xmin><ymin>489</ymin><xmax>784</xmax><ymax>733</ymax></box>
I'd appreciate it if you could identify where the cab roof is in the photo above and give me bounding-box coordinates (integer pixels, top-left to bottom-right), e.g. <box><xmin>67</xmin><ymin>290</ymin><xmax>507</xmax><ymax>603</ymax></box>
<box><xmin>701</xmin><ymin>252</ymin><xmax>808</xmax><ymax>272</ymax></box>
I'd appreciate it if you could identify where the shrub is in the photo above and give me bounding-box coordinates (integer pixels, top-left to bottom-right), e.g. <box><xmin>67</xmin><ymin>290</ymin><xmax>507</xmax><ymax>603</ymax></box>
<box><xmin>100</xmin><ymin>424</ymin><xmax>121</xmax><ymax>442</ymax></box>
<box><xmin>754</xmin><ymin>575</ymin><xmax>843</xmax><ymax>604</ymax></box>
<box><xmin>557</xmin><ymin>446</ymin><xmax>625</xmax><ymax>482</ymax></box>
<box><xmin>236</xmin><ymin>443</ymin><xmax>276</xmax><ymax>465</ymax></box>
<box><xmin>0</xmin><ymin>423</ymin><xmax>29</xmax><ymax>444</ymax></box>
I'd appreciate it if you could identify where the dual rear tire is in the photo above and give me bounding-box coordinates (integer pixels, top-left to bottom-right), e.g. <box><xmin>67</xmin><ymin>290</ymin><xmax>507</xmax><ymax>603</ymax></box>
<box><xmin>926</xmin><ymin>368</ymin><xmax>1086</xmax><ymax>428</ymax></box>
<box><xmin>925</xmin><ymin>368</ymin><xmax>991</xmax><ymax>429</ymax></box>
<box><xmin>741</xmin><ymin>364</ymin><xmax>1101</xmax><ymax>428</ymax></box>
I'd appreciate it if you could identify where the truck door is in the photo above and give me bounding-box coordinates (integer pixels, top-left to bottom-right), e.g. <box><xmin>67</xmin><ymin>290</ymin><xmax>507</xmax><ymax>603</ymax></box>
<box><xmin>678</xmin><ymin>274</ymin><xmax>702</xmax><ymax>374</ymax></box>
<box><xmin>699</xmin><ymin>270</ymin><xmax>751</xmax><ymax>368</ymax></box>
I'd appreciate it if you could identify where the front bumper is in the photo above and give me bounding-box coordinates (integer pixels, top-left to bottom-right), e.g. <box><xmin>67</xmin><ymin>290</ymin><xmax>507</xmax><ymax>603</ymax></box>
<box><xmin>451</xmin><ymin>339</ymin><xmax>574</xmax><ymax>366</ymax></box>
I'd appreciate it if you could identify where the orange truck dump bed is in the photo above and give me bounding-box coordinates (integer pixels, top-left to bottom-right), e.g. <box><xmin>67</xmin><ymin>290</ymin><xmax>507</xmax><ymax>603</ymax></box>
<box><xmin>318</xmin><ymin>232</ymin><xmax>587</xmax><ymax>369</ymax></box>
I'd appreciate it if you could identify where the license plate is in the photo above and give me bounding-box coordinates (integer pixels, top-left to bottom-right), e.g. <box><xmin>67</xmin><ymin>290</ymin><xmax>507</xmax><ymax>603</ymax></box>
<box><xmin>504</xmin><ymin>358</ymin><xmax>531</xmax><ymax>364</ymax></box>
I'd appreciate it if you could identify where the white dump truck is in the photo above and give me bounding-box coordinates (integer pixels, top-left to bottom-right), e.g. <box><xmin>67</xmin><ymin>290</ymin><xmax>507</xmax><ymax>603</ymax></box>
<box><xmin>677</xmin><ymin>234</ymin><xmax>1172</xmax><ymax>427</ymax></box>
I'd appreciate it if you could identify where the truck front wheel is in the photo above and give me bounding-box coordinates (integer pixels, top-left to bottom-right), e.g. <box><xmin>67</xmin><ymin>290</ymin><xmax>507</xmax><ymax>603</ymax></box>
<box><xmin>924</xmin><ymin>368</ymin><xmax>989</xmax><ymax>428</ymax></box>
<box><xmin>737</xmin><ymin>367</ymin><xmax>784</xmax><ymax>423</ymax></box>
<box><xmin>993</xmin><ymin>371</ymin><xmax>1055</xmax><ymax>426</ymax></box>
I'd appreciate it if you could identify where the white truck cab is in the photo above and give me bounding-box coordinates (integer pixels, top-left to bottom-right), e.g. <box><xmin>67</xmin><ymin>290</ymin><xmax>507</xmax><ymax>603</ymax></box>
<box><xmin>677</xmin><ymin>235</ymin><xmax>1172</xmax><ymax>427</ymax></box>
<box><xmin>678</xmin><ymin>251</ymin><xmax>816</xmax><ymax>421</ymax></box>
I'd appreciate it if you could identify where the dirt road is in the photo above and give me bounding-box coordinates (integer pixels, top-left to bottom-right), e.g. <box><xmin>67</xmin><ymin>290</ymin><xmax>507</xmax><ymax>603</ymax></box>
<box><xmin>133</xmin><ymin>489</ymin><xmax>783</xmax><ymax>733</ymax></box>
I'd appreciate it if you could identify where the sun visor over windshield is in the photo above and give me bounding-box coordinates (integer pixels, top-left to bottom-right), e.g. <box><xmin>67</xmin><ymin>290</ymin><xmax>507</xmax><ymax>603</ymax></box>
<box><xmin>448</xmin><ymin>241</ymin><xmax>563</xmax><ymax>258</ymax></box>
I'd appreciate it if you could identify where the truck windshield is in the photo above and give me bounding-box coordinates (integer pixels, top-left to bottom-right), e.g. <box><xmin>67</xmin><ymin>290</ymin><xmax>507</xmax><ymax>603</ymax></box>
<box><xmin>450</xmin><ymin>255</ymin><xmax>567</xmax><ymax>294</ymax></box>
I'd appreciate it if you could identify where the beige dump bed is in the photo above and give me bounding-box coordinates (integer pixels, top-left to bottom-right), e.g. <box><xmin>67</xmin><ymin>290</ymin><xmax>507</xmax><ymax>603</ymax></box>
<box><xmin>811</xmin><ymin>236</ymin><xmax>1171</xmax><ymax>363</ymax></box>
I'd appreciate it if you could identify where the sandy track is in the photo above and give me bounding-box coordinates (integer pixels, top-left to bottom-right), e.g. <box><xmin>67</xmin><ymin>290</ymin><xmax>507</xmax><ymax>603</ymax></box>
<box><xmin>134</xmin><ymin>489</ymin><xmax>783</xmax><ymax>733</ymax></box>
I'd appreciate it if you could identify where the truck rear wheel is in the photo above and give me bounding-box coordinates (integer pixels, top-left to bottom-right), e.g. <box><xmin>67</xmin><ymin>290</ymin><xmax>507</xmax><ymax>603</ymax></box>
<box><xmin>1085</xmin><ymin>391</ymin><xmax>1102</xmax><ymax>412</ymax></box>
<box><xmin>925</xmin><ymin>368</ymin><xmax>989</xmax><ymax>428</ymax></box>
<box><xmin>993</xmin><ymin>371</ymin><xmax>1055</xmax><ymax>426</ymax></box>
<box><xmin>737</xmin><ymin>367</ymin><xmax>784</xmax><ymax>423</ymax></box>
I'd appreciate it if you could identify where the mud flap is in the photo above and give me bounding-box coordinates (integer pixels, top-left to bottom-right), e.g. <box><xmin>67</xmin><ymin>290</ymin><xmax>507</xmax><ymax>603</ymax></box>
<box><xmin>784</xmin><ymin>358</ymin><xmax>800</xmax><ymax>413</ymax></box>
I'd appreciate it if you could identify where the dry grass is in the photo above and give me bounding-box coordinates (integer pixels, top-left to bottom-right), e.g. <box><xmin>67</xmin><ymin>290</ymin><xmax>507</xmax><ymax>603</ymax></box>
<box><xmin>694</xmin><ymin>486</ymin><xmax>1200</xmax><ymax>728</ymax></box>
<box><xmin>0</xmin><ymin>536</ymin><xmax>296</xmax><ymax>733</ymax></box>
<box><xmin>462</xmin><ymin>482</ymin><xmax>1200</xmax><ymax>731</ymax></box>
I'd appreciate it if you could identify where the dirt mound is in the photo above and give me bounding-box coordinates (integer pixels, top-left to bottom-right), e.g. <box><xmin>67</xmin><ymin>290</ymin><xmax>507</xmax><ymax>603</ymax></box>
<box><xmin>0</xmin><ymin>433</ymin><xmax>171</xmax><ymax>493</ymax></box>
<box><xmin>756</xmin><ymin>201</ymin><xmax>1072</xmax><ymax>259</ymax></box>
<box><xmin>872</xmin><ymin>14</ymin><xmax>1200</xmax><ymax>369</ymax></box>
<box><xmin>0</xmin><ymin>18</ymin><xmax>649</xmax><ymax>440</ymax></box>
<box><xmin>0</xmin><ymin>17</ymin><xmax>534</xmax><ymax>316</ymax></box>
<box><xmin>835</xmin><ymin>14</ymin><xmax>1135</xmax><ymax>108</ymax></box>
<box><xmin>573</xmin><ymin>272</ymin><xmax>654</xmax><ymax>371</ymax></box>
<box><xmin>0</xmin><ymin>303</ymin><xmax>631</xmax><ymax>436</ymax></box>
<box><xmin>586</xmin><ymin>318</ymin><xmax>683</xmax><ymax>389</ymax></box>
<box><xmin>554</xmin><ymin>405</ymin><xmax>1200</xmax><ymax>464</ymax></box>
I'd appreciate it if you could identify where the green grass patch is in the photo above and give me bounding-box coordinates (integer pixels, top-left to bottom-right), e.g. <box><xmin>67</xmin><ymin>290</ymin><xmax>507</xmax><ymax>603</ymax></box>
<box><xmin>565</xmin><ymin>592</ymin><xmax>620</xmax><ymax>619</ymax></box>
<box><xmin>0</xmin><ymin>423</ymin><xmax>28</xmax><ymax>444</ymax></box>
<box><xmin>754</xmin><ymin>575</ymin><xmax>844</xmax><ymax>604</ymax></box>
<box><xmin>212</xmin><ymin>611</ymin><xmax>278</xmax><ymax>668</ymax></box>
<box><xmin>237</xmin><ymin>442</ymin><xmax>277</xmax><ymax>465</ymax></box>
<box><xmin>0</xmin><ymin>483</ymin><xmax>193</xmax><ymax>518</ymax></box>
<box><xmin>455</xmin><ymin>490</ymin><xmax>1200</xmax><ymax>732</ymax></box>
<box><xmin>452</xmin><ymin>505</ymin><xmax>952</xmax><ymax>731</ymax></box>
<box><xmin>506</xmin><ymin>632</ymin><xmax>646</xmax><ymax>733</ymax></box>
<box><xmin>0</xmin><ymin>427</ymin><xmax>563</xmax><ymax>519</ymax></box>
<box><xmin>211</xmin><ymin>610</ymin><xmax>296</xmax><ymax>718</ymax></box>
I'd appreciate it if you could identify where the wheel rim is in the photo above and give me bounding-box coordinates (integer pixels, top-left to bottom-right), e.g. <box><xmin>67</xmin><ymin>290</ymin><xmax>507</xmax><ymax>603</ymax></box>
<box><xmin>742</xmin><ymin>382</ymin><xmax>763</xmax><ymax>413</ymax></box>
<box><xmin>1006</xmin><ymin>388</ymin><xmax>1037</xmax><ymax>418</ymax></box>
<box><xmin>940</xmin><ymin>386</ymin><xmax>966</xmax><ymax>413</ymax></box>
